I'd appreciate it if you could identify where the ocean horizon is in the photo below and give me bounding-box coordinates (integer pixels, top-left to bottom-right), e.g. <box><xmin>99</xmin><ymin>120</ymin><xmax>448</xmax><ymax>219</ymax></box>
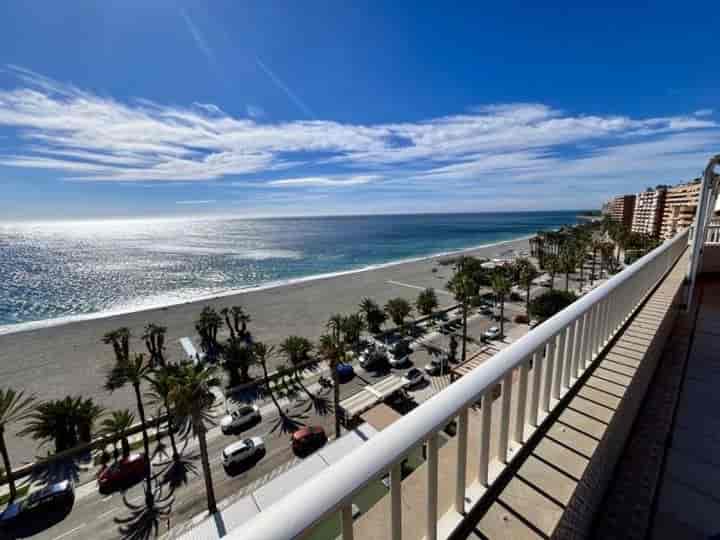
<box><xmin>0</xmin><ymin>211</ymin><xmax>581</xmax><ymax>331</ymax></box>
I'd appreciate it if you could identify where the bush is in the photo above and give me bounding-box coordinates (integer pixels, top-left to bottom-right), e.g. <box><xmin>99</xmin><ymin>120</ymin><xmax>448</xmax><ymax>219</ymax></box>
<box><xmin>514</xmin><ymin>314</ymin><xmax>529</xmax><ymax>324</ymax></box>
<box><xmin>529</xmin><ymin>290</ymin><xmax>578</xmax><ymax>321</ymax></box>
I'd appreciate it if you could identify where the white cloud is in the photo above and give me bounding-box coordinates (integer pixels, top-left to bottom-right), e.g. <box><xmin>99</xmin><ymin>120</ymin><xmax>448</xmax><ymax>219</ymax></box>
<box><xmin>694</xmin><ymin>108</ymin><xmax>714</xmax><ymax>117</ymax></box>
<box><xmin>175</xmin><ymin>199</ymin><xmax>217</xmax><ymax>205</ymax></box>
<box><xmin>0</xmin><ymin>66</ymin><xmax>717</xmax><ymax>195</ymax></box>
<box><xmin>268</xmin><ymin>175</ymin><xmax>381</xmax><ymax>187</ymax></box>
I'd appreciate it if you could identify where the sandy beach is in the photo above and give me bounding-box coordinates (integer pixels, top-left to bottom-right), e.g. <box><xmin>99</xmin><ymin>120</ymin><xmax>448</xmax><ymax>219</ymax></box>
<box><xmin>0</xmin><ymin>236</ymin><xmax>530</xmax><ymax>462</ymax></box>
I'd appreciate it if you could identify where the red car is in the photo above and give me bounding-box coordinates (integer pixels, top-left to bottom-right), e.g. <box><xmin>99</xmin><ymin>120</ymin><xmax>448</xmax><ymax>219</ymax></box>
<box><xmin>97</xmin><ymin>453</ymin><xmax>148</xmax><ymax>493</ymax></box>
<box><xmin>292</xmin><ymin>426</ymin><xmax>327</xmax><ymax>455</ymax></box>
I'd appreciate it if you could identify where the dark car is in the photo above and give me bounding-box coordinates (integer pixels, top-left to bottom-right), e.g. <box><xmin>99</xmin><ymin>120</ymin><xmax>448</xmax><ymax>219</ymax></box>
<box><xmin>336</xmin><ymin>363</ymin><xmax>355</xmax><ymax>383</ymax></box>
<box><xmin>291</xmin><ymin>426</ymin><xmax>327</xmax><ymax>455</ymax></box>
<box><xmin>97</xmin><ymin>453</ymin><xmax>148</xmax><ymax>493</ymax></box>
<box><xmin>0</xmin><ymin>480</ymin><xmax>74</xmax><ymax>526</ymax></box>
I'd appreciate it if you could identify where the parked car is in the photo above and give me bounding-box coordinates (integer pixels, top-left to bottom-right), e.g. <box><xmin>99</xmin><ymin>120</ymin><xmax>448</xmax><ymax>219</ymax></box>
<box><xmin>387</xmin><ymin>352</ymin><xmax>409</xmax><ymax>368</ymax></box>
<box><xmin>479</xmin><ymin>305</ymin><xmax>493</xmax><ymax>315</ymax></box>
<box><xmin>220</xmin><ymin>404</ymin><xmax>261</xmax><ymax>434</ymax></box>
<box><xmin>359</xmin><ymin>348</ymin><xmax>388</xmax><ymax>371</ymax></box>
<box><xmin>222</xmin><ymin>437</ymin><xmax>265</xmax><ymax>468</ymax></box>
<box><xmin>97</xmin><ymin>453</ymin><xmax>148</xmax><ymax>493</ymax></box>
<box><xmin>291</xmin><ymin>425</ymin><xmax>327</xmax><ymax>455</ymax></box>
<box><xmin>424</xmin><ymin>357</ymin><xmax>449</xmax><ymax>376</ymax></box>
<box><xmin>483</xmin><ymin>326</ymin><xmax>501</xmax><ymax>340</ymax></box>
<box><xmin>336</xmin><ymin>363</ymin><xmax>355</xmax><ymax>382</ymax></box>
<box><xmin>0</xmin><ymin>480</ymin><xmax>74</xmax><ymax>526</ymax></box>
<box><xmin>402</xmin><ymin>367</ymin><xmax>426</xmax><ymax>388</ymax></box>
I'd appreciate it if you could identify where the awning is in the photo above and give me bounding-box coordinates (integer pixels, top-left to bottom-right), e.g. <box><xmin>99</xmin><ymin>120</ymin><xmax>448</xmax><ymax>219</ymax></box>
<box><xmin>339</xmin><ymin>375</ymin><xmax>408</xmax><ymax>418</ymax></box>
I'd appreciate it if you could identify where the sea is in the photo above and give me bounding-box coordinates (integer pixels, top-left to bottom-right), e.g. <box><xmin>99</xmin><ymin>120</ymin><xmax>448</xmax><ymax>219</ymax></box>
<box><xmin>0</xmin><ymin>211</ymin><xmax>581</xmax><ymax>332</ymax></box>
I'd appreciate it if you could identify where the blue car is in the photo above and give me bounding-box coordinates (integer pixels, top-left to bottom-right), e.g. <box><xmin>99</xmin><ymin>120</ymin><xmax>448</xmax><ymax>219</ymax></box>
<box><xmin>336</xmin><ymin>363</ymin><xmax>355</xmax><ymax>383</ymax></box>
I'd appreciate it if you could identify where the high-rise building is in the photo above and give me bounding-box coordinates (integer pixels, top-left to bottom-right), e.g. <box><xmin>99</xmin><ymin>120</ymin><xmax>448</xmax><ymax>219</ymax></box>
<box><xmin>608</xmin><ymin>194</ymin><xmax>636</xmax><ymax>229</ymax></box>
<box><xmin>660</xmin><ymin>180</ymin><xmax>702</xmax><ymax>239</ymax></box>
<box><xmin>632</xmin><ymin>187</ymin><xmax>666</xmax><ymax>237</ymax></box>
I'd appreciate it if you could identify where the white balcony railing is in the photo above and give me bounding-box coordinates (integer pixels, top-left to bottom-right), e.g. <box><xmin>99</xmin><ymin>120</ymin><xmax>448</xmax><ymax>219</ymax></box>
<box><xmin>236</xmin><ymin>230</ymin><xmax>689</xmax><ymax>540</ymax></box>
<box><xmin>706</xmin><ymin>224</ymin><xmax>720</xmax><ymax>245</ymax></box>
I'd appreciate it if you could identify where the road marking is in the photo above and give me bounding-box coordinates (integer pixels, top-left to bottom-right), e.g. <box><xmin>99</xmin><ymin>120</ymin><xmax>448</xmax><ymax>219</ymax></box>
<box><xmin>102</xmin><ymin>495</ymin><xmax>112</xmax><ymax>502</ymax></box>
<box><xmin>52</xmin><ymin>523</ymin><xmax>86</xmax><ymax>540</ymax></box>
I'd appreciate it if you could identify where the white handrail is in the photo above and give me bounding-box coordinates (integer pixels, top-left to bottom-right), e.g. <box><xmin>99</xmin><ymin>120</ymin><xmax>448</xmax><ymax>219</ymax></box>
<box><xmin>229</xmin><ymin>229</ymin><xmax>689</xmax><ymax>540</ymax></box>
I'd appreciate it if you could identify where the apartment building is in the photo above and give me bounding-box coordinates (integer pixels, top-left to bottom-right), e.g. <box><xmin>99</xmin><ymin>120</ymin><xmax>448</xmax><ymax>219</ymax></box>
<box><xmin>608</xmin><ymin>194</ymin><xmax>636</xmax><ymax>229</ymax></box>
<box><xmin>632</xmin><ymin>187</ymin><xmax>666</xmax><ymax>237</ymax></box>
<box><xmin>660</xmin><ymin>180</ymin><xmax>701</xmax><ymax>239</ymax></box>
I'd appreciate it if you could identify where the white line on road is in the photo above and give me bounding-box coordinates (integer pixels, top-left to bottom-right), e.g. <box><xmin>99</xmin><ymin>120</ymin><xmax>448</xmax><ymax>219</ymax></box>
<box><xmin>52</xmin><ymin>523</ymin><xmax>86</xmax><ymax>540</ymax></box>
<box><xmin>96</xmin><ymin>507</ymin><xmax>119</xmax><ymax>520</ymax></box>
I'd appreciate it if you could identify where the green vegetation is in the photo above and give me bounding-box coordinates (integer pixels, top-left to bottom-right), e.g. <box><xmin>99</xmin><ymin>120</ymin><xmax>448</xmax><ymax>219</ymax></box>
<box><xmin>529</xmin><ymin>290</ymin><xmax>578</xmax><ymax>321</ymax></box>
<box><xmin>416</xmin><ymin>288</ymin><xmax>439</xmax><ymax>316</ymax></box>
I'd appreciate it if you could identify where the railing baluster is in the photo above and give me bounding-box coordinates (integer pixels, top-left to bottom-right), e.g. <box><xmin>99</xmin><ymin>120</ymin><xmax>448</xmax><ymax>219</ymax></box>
<box><xmin>542</xmin><ymin>337</ymin><xmax>555</xmax><ymax>413</ymax></box>
<box><xmin>498</xmin><ymin>371</ymin><xmax>513</xmax><ymax>462</ymax></box>
<box><xmin>478</xmin><ymin>390</ymin><xmax>492</xmax><ymax>485</ymax></box>
<box><xmin>455</xmin><ymin>408</ymin><xmax>468</xmax><ymax>514</ymax></box>
<box><xmin>563</xmin><ymin>320</ymin><xmax>575</xmax><ymax>390</ymax></box>
<box><xmin>514</xmin><ymin>358</ymin><xmax>530</xmax><ymax>443</ymax></box>
<box><xmin>552</xmin><ymin>329</ymin><xmax>566</xmax><ymax>400</ymax></box>
<box><xmin>341</xmin><ymin>505</ymin><xmax>354</xmax><ymax>540</ymax></box>
<box><xmin>427</xmin><ymin>434</ymin><xmax>438</xmax><ymax>540</ymax></box>
<box><xmin>530</xmin><ymin>347</ymin><xmax>543</xmax><ymax>426</ymax></box>
<box><xmin>391</xmin><ymin>462</ymin><xmax>402</xmax><ymax>540</ymax></box>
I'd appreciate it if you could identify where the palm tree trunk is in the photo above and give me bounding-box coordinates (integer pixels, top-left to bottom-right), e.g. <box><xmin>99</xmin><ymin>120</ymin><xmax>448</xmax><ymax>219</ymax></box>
<box><xmin>461</xmin><ymin>303</ymin><xmax>468</xmax><ymax>363</ymax></box>
<box><xmin>133</xmin><ymin>384</ymin><xmax>154</xmax><ymax>508</ymax></box>
<box><xmin>197</xmin><ymin>424</ymin><xmax>217</xmax><ymax>514</ymax></box>
<box><xmin>565</xmin><ymin>272</ymin><xmax>570</xmax><ymax>292</ymax></box>
<box><xmin>0</xmin><ymin>429</ymin><xmax>16</xmax><ymax>500</ymax></box>
<box><xmin>590</xmin><ymin>252</ymin><xmax>596</xmax><ymax>285</ymax></box>
<box><xmin>163</xmin><ymin>398</ymin><xmax>179</xmax><ymax>461</ymax></box>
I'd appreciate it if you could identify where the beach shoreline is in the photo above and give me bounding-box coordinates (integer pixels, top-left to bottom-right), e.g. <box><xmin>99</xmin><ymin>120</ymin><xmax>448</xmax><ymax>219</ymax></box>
<box><xmin>0</xmin><ymin>233</ymin><xmax>534</xmax><ymax>337</ymax></box>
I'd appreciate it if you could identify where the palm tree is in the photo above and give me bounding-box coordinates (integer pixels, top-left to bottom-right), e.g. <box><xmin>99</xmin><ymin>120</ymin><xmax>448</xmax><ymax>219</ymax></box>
<box><xmin>221</xmin><ymin>306</ymin><xmax>251</xmax><ymax>342</ymax></box>
<box><xmin>545</xmin><ymin>254</ymin><xmax>561</xmax><ymax>290</ymax></box>
<box><xmin>319</xmin><ymin>333</ymin><xmax>344</xmax><ymax>438</ymax></box>
<box><xmin>279</xmin><ymin>336</ymin><xmax>314</xmax><ymax>367</ymax></box>
<box><xmin>490</xmin><ymin>271</ymin><xmax>511</xmax><ymax>338</ymax></box>
<box><xmin>589</xmin><ymin>238</ymin><xmax>603</xmax><ymax>285</ymax></box>
<box><xmin>359</xmin><ymin>298</ymin><xmax>386</xmax><ymax>334</ymax></box>
<box><xmin>142</xmin><ymin>323</ymin><xmax>167</xmax><ymax>368</ymax></box>
<box><xmin>384</xmin><ymin>298</ymin><xmax>413</xmax><ymax>328</ymax></box>
<box><xmin>195</xmin><ymin>307</ymin><xmax>223</xmax><ymax>362</ymax></box>
<box><xmin>416</xmin><ymin>288</ymin><xmax>439</xmax><ymax>317</ymax></box>
<box><xmin>104</xmin><ymin>353</ymin><xmax>155</xmax><ymax>507</ymax></box>
<box><xmin>516</xmin><ymin>258</ymin><xmax>539</xmax><ymax>319</ymax></box>
<box><xmin>559</xmin><ymin>249</ymin><xmax>577</xmax><ymax>292</ymax></box>
<box><xmin>447</xmin><ymin>272</ymin><xmax>476</xmax><ymax>364</ymax></box>
<box><xmin>147</xmin><ymin>365</ymin><xmax>181</xmax><ymax>462</ymax></box>
<box><xmin>168</xmin><ymin>363</ymin><xmax>219</xmax><ymax>514</ymax></box>
<box><xmin>0</xmin><ymin>389</ymin><xmax>36</xmax><ymax>500</ymax></box>
<box><xmin>221</xmin><ymin>338</ymin><xmax>255</xmax><ymax>387</ymax></box>
<box><xmin>99</xmin><ymin>409</ymin><xmax>136</xmax><ymax>462</ymax></box>
<box><xmin>102</xmin><ymin>327</ymin><xmax>131</xmax><ymax>364</ymax></box>
<box><xmin>341</xmin><ymin>314</ymin><xmax>365</xmax><ymax>350</ymax></box>
<box><xmin>19</xmin><ymin>396</ymin><xmax>102</xmax><ymax>453</ymax></box>
<box><xmin>76</xmin><ymin>398</ymin><xmax>104</xmax><ymax>445</ymax></box>
<box><xmin>326</xmin><ymin>314</ymin><xmax>345</xmax><ymax>343</ymax></box>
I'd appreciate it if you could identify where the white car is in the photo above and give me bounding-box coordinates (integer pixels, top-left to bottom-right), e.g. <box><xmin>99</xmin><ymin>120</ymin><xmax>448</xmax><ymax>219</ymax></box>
<box><xmin>220</xmin><ymin>404</ymin><xmax>261</xmax><ymax>434</ymax></box>
<box><xmin>483</xmin><ymin>326</ymin><xmax>501</xmax><ymax>340</ymax></box>
<box><xmin>222</xmin><ymin>437</ymin><xmax>265</xmax><ymax>468</ymax></box>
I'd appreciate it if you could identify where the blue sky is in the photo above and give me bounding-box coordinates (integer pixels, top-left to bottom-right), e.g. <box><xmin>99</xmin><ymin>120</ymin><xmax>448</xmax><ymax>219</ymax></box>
<box><xmin>0</xmin><ymin>1</ymin><xmax>718</xmax><ymax>220</ymax></box>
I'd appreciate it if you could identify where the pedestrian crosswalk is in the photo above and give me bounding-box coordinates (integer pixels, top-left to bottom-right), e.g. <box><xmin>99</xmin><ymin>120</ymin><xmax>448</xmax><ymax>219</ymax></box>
<box><xmin>235</xmin><ymin>456</ymin><xmax>301</xmax><ymax>499</ymax></box>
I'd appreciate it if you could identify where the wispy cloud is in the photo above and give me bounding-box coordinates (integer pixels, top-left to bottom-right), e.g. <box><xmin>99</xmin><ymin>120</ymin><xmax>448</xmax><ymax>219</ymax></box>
<box><xmin>268</xmin><ymin>175</ymin><xmax>381</xmax><ymax>187</ymax></box>
<box><xmin>175</xmin><ymin>199</ymin><xmax>216</xmax><ymax>205</ymax></box>
<box><xmin>246</xmin><ymin>105</ymin><xmax>265</xmax><ymax>119</ymax></box>
<box><xmin>179</xmin><ymin>9</ymin><xmax>218</xmax><ymax>69</ymax></box>
<box><xmin>694</xmin><ymin>108</ymin><xmax>714</xmax><ymax>117</ymax></box>
<box><xmin>0</xmin><ymin>67</ymin><xmax>717</xmax><ymax>198</ymax></box>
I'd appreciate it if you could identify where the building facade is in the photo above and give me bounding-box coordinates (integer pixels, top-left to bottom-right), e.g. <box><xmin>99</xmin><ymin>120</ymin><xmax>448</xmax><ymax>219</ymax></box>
<box><xmin>632</xmin><ymin>187</ymin><xmax>666</xmax><ymax>237</ymax></box>
<box><xmin>660</xmin><ymin>180</ymin><xmax>701</xmax><ymax>239</ymax></box>
<box><xmin>609</xmin><ymin>194</ymin><xmax>636</xmax><ymax>229</ymax></box>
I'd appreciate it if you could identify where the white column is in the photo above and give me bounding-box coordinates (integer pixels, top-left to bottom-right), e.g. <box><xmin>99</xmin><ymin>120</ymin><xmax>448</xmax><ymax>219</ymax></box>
<box><xmin>498</xmin><ymin>371</ymin><xmax>513</xmax><ymax>463</ymax></box>
<box><xmin>542</xmin><ymin>337</ymin><xmax>555</xmax><ymax>413</ymax></box>
<box><xmin>514</xmin><ymin>359</ymin><xmax>529</xmax><ymax>443</ymax></box>
<box><xmin>478</xmin><ymin>391</ymin><xmax>492</xmax><ymax>485</ymax></box>
<box><xmin>552</xmin><ymin>330</ymin><xmax>566</xmax><ymax>400</ymax></box>
<box><xmin>455</xmin><ymin>408</ymin><xmax>468</xmax><ymax>514</ymax></box>
<box><xmin>530</xmin><ymin>348</ymin><xmax>543</xmax><ymax>426</ymax></box>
